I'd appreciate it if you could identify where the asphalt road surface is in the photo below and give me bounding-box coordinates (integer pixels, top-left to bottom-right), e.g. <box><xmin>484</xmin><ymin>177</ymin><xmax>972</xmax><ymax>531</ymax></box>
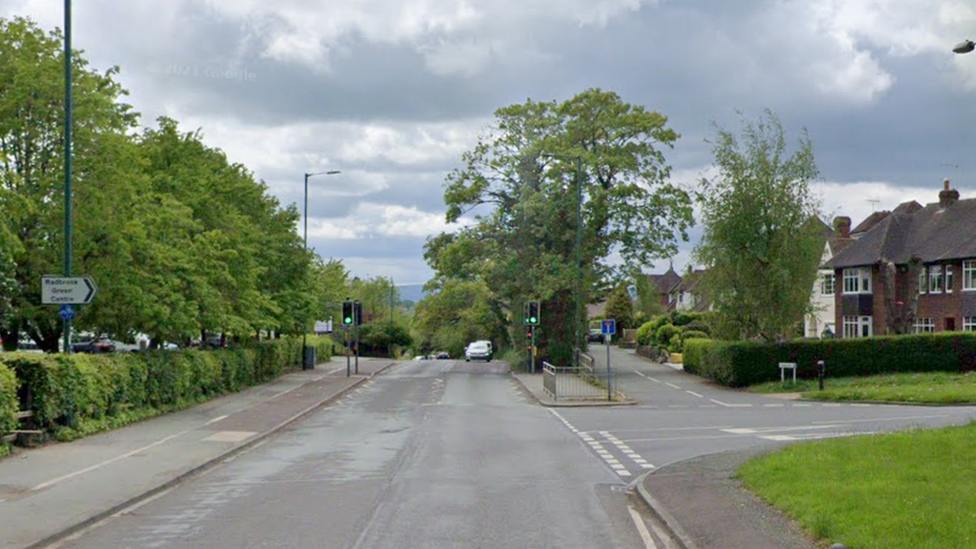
<box><xmin>571</xmin><ymin>345</ymin><xmax>976</xmax><ymax>477</ymax></box>
<box><xmin>53</xmin><ymin>359</ymin><xmax>663</xmax><ymax>549</ymax></box>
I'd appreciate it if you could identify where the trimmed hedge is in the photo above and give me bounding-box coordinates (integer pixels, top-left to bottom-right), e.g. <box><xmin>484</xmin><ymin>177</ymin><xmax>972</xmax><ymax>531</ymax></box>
<box><xmin>1</xmin><ymin>337</ymin><xmax>333</xmax><ymax>441</ymax></box>
<box><xmin>684</xmin><ymin>333</ymin><xmax>976</xmax><ymax>388</ymax></box>
<box><xmin>0</xmin><ymin>364</ymin><xmax>16</xmax><ymax>437</ymax></box>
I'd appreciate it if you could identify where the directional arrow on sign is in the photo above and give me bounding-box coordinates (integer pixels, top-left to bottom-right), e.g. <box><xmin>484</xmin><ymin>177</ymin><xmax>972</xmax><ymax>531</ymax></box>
<box><xmin>41</xmin><ymin>275</ymin><xmax>98</xmax><ymax>305</ymax></box>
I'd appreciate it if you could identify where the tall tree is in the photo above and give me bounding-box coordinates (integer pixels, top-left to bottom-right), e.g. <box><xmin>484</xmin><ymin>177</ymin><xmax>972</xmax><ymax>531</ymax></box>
<box><xmin>429</xmin><ymin>89</ymin><xmax>693</xmax><ymax>362</ymax></box>
<box><xmin>693</xmin><ymin>110</ymin><xmax>823</xmax><ymax>341</ymax></box>
<box><xmin>603</xmin><ymin>286</ymin><xmax>635</xmax><ymax>330</ymax></box>
<box><xmin>0</xmin><ymin>16</ymin><xmax>139</xmax><ymax>351</ymax></box>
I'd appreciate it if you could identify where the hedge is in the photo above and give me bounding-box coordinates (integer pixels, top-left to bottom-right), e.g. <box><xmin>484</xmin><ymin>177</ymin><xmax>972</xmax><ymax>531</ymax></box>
<box><xmin>0</xmin><ymin>336</ymin><xmax>333</xmax><ymax>441</ymax></box>
<box><xmin>683</xmin><ymin>333</ymin><xmax>976</xmax><ymax>388</ymax></box>
<box><xmin>0</xmin><ymin>364</ymin><xmax>16</xmax><ymax>438</ymax></box>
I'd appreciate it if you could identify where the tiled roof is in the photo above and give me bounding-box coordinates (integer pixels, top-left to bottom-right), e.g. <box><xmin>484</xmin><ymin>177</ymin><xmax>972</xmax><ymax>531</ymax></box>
<box><xmin>828</xmin><ymin>196</ymin><xmax>976</xmax><ymax>268</ymax></box>
<box><xmin>647</xmin><ymin>267</ymin><xmax>682</xmax><ymax>294</ymax></box>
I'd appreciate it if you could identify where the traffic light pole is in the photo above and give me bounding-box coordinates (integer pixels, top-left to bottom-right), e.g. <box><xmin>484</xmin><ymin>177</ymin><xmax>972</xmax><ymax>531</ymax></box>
<box><xmin>531</xmin><ymin>328</ymin><xmax>536</xmax><ymax>374</ymax></box>
<box><xmin>345</xmin><ymin>327</ymin><xmax>351</xmax><ymax>377</ymax></box>
<box><xmin>354</xmin><ymin>323</ymin><xmax>359</xmax><ymax>375</ymax></box>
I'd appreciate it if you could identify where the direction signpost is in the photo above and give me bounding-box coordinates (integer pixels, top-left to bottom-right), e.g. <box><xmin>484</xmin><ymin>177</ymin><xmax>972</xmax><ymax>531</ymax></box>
<box><xmin>42</xmin><ymin>275</ymin><xmax>97</xmax><ymax>305</ymax></box>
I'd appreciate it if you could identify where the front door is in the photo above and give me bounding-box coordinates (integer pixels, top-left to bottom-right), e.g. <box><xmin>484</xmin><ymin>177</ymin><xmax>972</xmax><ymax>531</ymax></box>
<box><xmin>946</xmin><ymin>318</ymin><xmax>956</xmax><ymax>331</ymax></box>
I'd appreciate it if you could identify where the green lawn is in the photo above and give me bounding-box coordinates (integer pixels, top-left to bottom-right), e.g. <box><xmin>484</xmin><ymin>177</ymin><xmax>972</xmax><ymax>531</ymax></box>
<box><xmin>749</xmin><ymin>371</ymin><xmax>976</xmax><ymax>404</ymax></box>
<box><xmin>737</xmin><ymin>423</ymin><xmax>976</xmax><ymax>549</ymax></box>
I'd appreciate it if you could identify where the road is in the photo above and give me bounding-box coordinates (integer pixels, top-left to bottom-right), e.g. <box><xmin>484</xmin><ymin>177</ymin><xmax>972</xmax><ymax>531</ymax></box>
<box><xmin>53</xmin><ymin>359</ymin><xmax>660</xmax><ymax>549</ymax></box>
<box><xmin>573</xmin><ymin>345</ymin><xmax>976</xmax><ymax>477</ymax></box>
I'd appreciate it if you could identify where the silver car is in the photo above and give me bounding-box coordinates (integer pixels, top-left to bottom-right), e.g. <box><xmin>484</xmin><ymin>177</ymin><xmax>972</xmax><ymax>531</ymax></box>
<box><xmin>464</xmin><ymin>341</ymin><xmax>492</xmax><ymax>362</ymax></box>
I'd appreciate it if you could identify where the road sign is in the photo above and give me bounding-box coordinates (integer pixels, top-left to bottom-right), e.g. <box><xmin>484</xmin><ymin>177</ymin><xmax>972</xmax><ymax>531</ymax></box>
<box><xmin>59</xmin><ymin>304</ymin><xmax>75</xmax><ymax>320</ymax></box>
<box><xmin>601</xmin><ymin>319</ymin><xmax>616</xmax><ymax>335</ymax></box>
<box><xmin>41</xmin><ymin>275</ymin><xmax>98</xmax><ymax>305</ymax></box>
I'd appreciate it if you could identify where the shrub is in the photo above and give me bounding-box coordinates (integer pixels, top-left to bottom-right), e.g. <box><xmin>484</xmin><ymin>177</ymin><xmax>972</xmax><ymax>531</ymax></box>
<box><xmin>0</xmin><ymin>364</ymin><xmax>16</xmax><ymax>437</ymax></box>
<box><xmin>655</xmin><ymin>324</ymin><xmax>680</xmax><ymax>349</ymax></box>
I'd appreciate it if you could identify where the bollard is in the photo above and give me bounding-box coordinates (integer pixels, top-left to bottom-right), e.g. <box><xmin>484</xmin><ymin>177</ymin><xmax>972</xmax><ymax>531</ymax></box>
<box><xmin>817</xmin><ymin>360</ymin><xmax>825</xmax><ymax>391</ymax></box>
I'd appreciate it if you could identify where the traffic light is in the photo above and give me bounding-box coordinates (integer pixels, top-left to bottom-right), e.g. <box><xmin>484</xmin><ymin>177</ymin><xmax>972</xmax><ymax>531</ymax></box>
<box><xmin>526</xmin><ymin>325</ymin><xmax>533</xmax><ymax>351</ymax></box>
<box><xmin>342</xmin><ymin>301</ymin><xmax>354</xmax><ymax>326</ymax></box>
<box><xmin>525</xmin><ymin>300</ymin><xmax>540</xmax><ymax>325</ymax></box>
<box><xmin>354</xmin><ymin>301</ymin><xmax>363</xmax><ymax>326</ymax></box>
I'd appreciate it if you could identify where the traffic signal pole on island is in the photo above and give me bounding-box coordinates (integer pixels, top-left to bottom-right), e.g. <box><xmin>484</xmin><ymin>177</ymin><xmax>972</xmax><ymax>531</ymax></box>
<box><xmin>525</xmin><ymin>301</ymin><xmax>540</xmax><ymax>373</ymax></box>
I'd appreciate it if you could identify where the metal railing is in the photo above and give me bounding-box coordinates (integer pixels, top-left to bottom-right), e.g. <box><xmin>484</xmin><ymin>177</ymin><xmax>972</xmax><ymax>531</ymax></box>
<box><xmin>543</xmin><ymin>361</ymin><xmax>618</xmax><ymax>401</ymax></box>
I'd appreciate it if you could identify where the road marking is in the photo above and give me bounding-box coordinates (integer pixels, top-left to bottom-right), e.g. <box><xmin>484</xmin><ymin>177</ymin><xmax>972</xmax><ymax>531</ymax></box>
<box><xmin>600</xmin><ymin>431</ymin><xmax>655</xmax><ymax>469</ymax></box>
<box><xmin>709</xmin><ymin>399</ymin><xmax>753</xmax><ymax>408</ymax></box>
<box><xmin>628</xmin><ymin>506</ymin><xmax>659</xmax><ymax>549</ymax></box>
<box><xmin>633</xmin><ymin>370</ymin><xmax>647</xmax><ymax>378</ymax></box>
<box><xmin>763</xmin><ymin>403</ymin><xmax>784</xmax><ymax>408</ymax></box>
<box><xmin>721</xmin><ymin>424</ymin><xmax>842</xmax><ymax>435</ymax></box>
<box><xmin>812</xmin><ymin>413</ymin><xmax>950</xmax><ymax>425</ymax></box>
<box><xmin>685</xmin><ymin>390</ymin><xmax>704</xmax><ymax>398</ymax></box>
<box><xmin>647</xmin><ymin>377</ymin><xmax>663</xmax><ymax>383</ymax></box>
<box><xmin>550</xmin><ymin>410</ymin><xmax>632</xmax><ymax>477</ymax></box>
<box><xmin>665</xmin><ymin>382</ymin><xmax>681</xmax><ymax>390</ymax></box>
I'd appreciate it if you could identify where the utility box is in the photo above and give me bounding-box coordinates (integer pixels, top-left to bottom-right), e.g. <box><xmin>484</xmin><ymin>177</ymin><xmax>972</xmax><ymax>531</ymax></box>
<box><xmin>303</xmin><ymin>346</ymin><xmax>316</xmax><ymax>370</ymax></box>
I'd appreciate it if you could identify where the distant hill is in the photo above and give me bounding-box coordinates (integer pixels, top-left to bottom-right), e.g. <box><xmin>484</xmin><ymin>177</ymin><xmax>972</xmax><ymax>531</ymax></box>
<box><xmin>397</xmin><ymin>283</ymin><xmax>427</xmax><ymax>304</ymax></box>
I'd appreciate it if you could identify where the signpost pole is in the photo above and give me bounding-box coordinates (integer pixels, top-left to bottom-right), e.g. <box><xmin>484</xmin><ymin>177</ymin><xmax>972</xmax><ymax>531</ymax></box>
<box><xmin>531</xmin><ymin>328</ymin><xmax>536</xmax><ymax>374</ymax></box>
<box><xmin>63</xmin><ymin>0</ymin><xmax>74</xmax><ymax>355</ymax></box>
<box><xmin>606</xmin><ymin>333</ymin><xmax>612</xmax><ymax>402</ymax></box>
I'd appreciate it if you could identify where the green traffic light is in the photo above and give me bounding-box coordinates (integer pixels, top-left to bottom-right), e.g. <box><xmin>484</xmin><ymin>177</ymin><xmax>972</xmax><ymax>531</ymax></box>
<box><xmin>344</xmin><ymin>317</ymin><xmax>352</xmax><ymax>324</ymax></box>
<box><xmin>529</xmin><ymin>317</ymin><xmax>537</xmax><ymax>323</ymax></box>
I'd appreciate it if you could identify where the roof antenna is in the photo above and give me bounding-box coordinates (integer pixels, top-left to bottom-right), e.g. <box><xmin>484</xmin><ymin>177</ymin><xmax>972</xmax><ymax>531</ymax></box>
<box><xmin>867</xmin><ymin>199</ymin><xmax>879</xmax><ymax>212</ymax></box>
<box><xmin>669</xmin><ymin>258</ymin><xmax>674</xmax><ymax>271</ymax></box>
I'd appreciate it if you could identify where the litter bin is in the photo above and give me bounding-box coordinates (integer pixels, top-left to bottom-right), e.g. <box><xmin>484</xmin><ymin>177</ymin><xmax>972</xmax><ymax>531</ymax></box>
<box><xmin>303</xmin><ymin>345</ymin><xmax>316</xmax><ymax>370</ymax></box>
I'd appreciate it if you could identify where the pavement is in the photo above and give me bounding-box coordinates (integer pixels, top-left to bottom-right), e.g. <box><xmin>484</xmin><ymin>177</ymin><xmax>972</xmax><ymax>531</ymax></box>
<box><xmin>0</xmin><ymin>357</ymin><xmax>398</xmax><ymax>549</ymax></box>
<box><xmin>514</xmin><ymin>361</ymin><xmax>822</xmax><ymax>549</ymax></box>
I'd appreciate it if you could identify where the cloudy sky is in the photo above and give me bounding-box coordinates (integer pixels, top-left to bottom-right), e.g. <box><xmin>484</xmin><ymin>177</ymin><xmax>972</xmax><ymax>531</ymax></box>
<box><xmin>4</xmin><ymin>0</ymin><xmax>976</xmax><ymax>284</ymax></box>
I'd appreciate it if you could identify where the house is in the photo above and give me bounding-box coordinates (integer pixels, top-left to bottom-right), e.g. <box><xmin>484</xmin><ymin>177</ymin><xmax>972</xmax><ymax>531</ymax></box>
<box><xmin>826</xmin><ymin>179</ymin><xmax>976</xmax><ymax>338</ymax></box>
<box><xmin>669</xmin><ymin>269</ymin><xmax>710</xmax><ymax>312</ymax></box>
<box><xmin>645</xmin><ymin>266</ymin><xmax>682</xmax><ymax>310</ymax></box>
<box><xmin>803</xmin><ymin>216</ymin><xmax>855</xmax><ymax>338</ymax></box>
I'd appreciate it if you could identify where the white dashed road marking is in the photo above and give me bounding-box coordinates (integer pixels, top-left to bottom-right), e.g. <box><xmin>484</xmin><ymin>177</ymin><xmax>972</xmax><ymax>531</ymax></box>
<box><xmin>685</xmin><ymin>390</ymin><xmax>704</xmax><ymax>398</ymax></box>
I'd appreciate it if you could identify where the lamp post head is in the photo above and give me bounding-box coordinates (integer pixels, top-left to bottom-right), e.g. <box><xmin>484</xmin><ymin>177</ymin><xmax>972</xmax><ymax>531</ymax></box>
<box><xmin>953</xmin><ymin>39</ymin><xmax>975</xmax><ymax>54</ymax></box>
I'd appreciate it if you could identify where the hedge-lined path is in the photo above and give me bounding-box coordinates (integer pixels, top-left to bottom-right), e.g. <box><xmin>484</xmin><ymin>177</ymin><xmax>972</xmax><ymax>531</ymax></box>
<box><xmin>0</xmin><ymin>357</ymin><xmax>399</xmax><ymax>549</ymax></box>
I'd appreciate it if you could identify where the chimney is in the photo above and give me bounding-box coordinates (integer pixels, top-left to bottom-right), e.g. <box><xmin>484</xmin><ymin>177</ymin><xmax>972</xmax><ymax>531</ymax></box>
<box><xmin>833</xmin><ymin>216</ymin><xmax>851</xmax><ymax>238</ymax></box>
<box><xmin>939</xmin><ymin>178</ymin><xmax>960</xmax><ymax>209</ymax></box>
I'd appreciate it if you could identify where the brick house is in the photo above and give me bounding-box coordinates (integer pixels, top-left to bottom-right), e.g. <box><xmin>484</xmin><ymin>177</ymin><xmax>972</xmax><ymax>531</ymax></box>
<box><xmin>646</xmin><ymin>266</ymin><xmax>682</xmax><ymax>310</ymax></box>
<box><xmin>826</xmin><ymin>179</ymin><xmax>976</xmax><ymax>337</ymax></box>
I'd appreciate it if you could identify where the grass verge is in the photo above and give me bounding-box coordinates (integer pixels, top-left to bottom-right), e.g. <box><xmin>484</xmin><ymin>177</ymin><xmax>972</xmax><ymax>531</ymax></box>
<box><xmin>748</xmin><ymin>371</ymin><xmax>976</xmax><ymax>404</ymax></box>
<box><xmin>737</xmin><ymin>422</ymin><xmax>976</xmax><ymax>548</ymax></box>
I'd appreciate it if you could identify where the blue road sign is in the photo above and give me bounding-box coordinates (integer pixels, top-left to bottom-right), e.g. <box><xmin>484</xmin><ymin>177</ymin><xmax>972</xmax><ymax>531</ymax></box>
<box><xmin>601</xmin><ymin>319</ymin><xmax>616</xmax><ymax>335</ymax></box>
<box><xmin>59</xmin><ymin>304</ymin><xmax>75</xmax><ymax>320</ymax></box>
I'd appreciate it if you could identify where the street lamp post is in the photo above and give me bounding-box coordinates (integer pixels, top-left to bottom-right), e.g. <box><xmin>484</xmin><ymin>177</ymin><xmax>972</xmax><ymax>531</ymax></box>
<box><xmin>301</xmin><ymin>170</ymin><xmax>341</xmax><ymax>368</ymax></box>
<box><xmin>542</xmin><ymin>154</ymin><xmax>583</xmax><ymax>367</ymax></box>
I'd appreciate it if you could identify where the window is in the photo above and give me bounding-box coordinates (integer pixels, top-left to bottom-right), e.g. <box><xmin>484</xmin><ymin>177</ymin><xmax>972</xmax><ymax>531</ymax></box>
<box><xmin>820</xmin><ymin>272</ymin><xmax>835</xmax><ymax>296</ymax></box>
<box><xmin>914</xmin><ymin>317</ymin><xmax>935</xmax><ymax>334</ymax></box>
<box><xmin>964</xmin><ymin>261</ymin><xmax>976</xmax><ymax>291</ymax></box>
<box><xmin>919</xmin><ymin>266</ymin><xmax>927</xmax><ymax>294</ymax></box>
<box><xmin>843</xmin><ymin>268</ymin><xmax>871</xmax><ymax>294</ymax></box>
<box><xmin>929</xmin><ymin>266</ymin><xmax>943</xmax><ymax>294</ymax></box>
<box><xmin>964</xmin><ymin>317</ymin><xmax>976</xmax><ymax>332</ymax></box>
<box><xmin>947</xmin><ymin>266</ymin><xmax>954</xmax><ymax>293</ymax></box>
<box><xmin>843</xmin><ymin>316</ymin><xmax>873</xmax><ymax>338</ymax></box>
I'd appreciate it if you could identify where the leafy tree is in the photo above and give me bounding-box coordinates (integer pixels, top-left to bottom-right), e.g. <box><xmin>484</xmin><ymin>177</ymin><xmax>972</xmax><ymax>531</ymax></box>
<box><xmin>429</xmin><ymin>89</ymin><xmax>693</xmax><ymax>363</ymax></box>
<box><xmin>693</xmin><ymin>110</ymin><xmax>823</xmax><ymax>341</ymax></box>
<box><xmin>412</xmin><ymin>279</ymin><xmax>506</xmax><ymax>358</ymax></box>
<box><xmin>632</xmin><ymin>270</ymin><xmax>665</xmax><ymax>320</ymax></box>
<box><xmin>0</xmin><ymin>16</ymin><xmax>139</xmax><ymax>351</ymax></box>
<box><xmin>603</xmin><ymin>286</ymin><xmax>635</xmax><ymax>330</ymax></box>
<box><xmin>359</xmin><ymin>321</ymin><xmax>412</xmax><ymax>357</ymax></box>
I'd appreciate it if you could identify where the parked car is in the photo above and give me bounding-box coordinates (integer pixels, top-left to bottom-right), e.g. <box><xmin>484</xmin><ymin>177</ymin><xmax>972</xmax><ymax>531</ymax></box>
<box><xmin>72</xmin><ymin>339</ymin><xmax>115</xmax><ymax>353</ymax></box>
<box><xmin>587</xmin><ymin>328</ymin><xmax>604</xmax><ymax>343</ymax></box>
<box><xmin>464</xmin><ymin>341</ymin><xmax>492</xmax><ymax>362</ymax></box>
<box><xmin>435</xmin><ymin>351</ymin><xmax>451</xmax><ymax>359</ymax></box>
